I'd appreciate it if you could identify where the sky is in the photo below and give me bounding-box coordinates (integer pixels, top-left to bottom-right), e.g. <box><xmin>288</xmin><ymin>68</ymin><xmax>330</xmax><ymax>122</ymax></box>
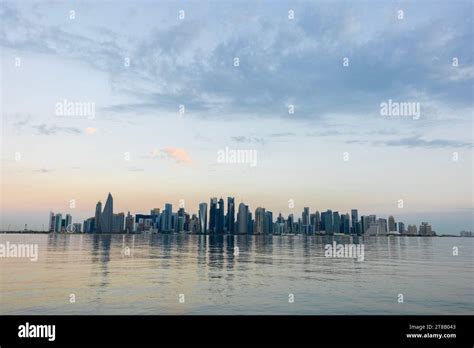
<box><xmin>0</xmin><ymin>0</ymin><xmax>473</xmax><ymax>233</ymax></box>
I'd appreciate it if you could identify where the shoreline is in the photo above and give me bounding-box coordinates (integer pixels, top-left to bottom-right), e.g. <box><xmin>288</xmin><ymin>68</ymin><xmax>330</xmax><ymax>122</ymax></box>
<box><xmin>0</xmin><ymin>231</ymin><xmax>468</xmax><ymax>237</ymax></box>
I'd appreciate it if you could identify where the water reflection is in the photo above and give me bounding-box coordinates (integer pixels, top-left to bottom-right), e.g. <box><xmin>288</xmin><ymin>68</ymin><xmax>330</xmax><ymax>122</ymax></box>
<box><xmin>0</xmin><ymin>233</ymin><xmax>472</xmax><ymax>314</ymax></box>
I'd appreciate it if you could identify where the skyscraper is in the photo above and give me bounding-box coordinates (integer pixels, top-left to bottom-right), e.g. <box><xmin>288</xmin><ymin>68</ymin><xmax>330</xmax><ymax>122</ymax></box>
<box><xmin>150</xmin><ymin>208</ymin><xmax>160</xmax><ymax>215</ymax></box>
<box><xmin>189</xmin><ymin>214</ymin><xmax>199</xmax><ymax>233</ymax></box>
<box><xmin>65</xmin><ymin>214</ymin><xmax>72</xmax><ymax>231</ymax></box>
<box><xmin>100</xmin><ymin>193</ymin><xmax>113</xmax><ymax>233</ymax></box>
<box><xmin>419</xmin><ymin>222</ymin><xmax>433</xmax><ymax>236</ymax></box>
<box><xmin>177</xmin><ymin>216</ymin><xmax>185</xmax><ymax>232</ymax></box>
<box><xmin>398</xmin><ymin>222</ymin><xmax>405</xmax><ymax>234</ymax></box>
<box><xmin>150</xmin><ymin>208</ymin><xmax>160</xmax><ymax>230</ymax></box>
<box><xmin>54</xmin><ymin>213</ymin><xmax>62</xmax><ymax>232</ymax></box>
<box><xmin>94</xmin><ymin>201</ymin><xmax>102</xmax><ymax>233</ymax></box>
<box><xmin>302</xmin><ymin>207</ymin><xmax>310</xmax><ymax>234</ymax></box>
<box><xmin>333</xmin><ymin>211</ymin><xmax>341</xmax><ymax>234</ymax></box>
<box><xmin>217</xmin><ymin>198</ymin><xmax>225</xmax><ymax>233</ymax></box>
<box><xmin>83</xmin><ymin>217</ymin><xmax>95</xmax><ymax>233</ymax></box>
<box><xmin>351</xmin><ymin>209</ymin><xmax>358</xmax><ymax>234</ymax></box>
<box><xmin>264</xmin><ymin>211</ymin><xmax>273</xmax><ymax>234</ymax></box>
<box><xmin>73</xmin><ymin>223</ymin><xmax>82</xmax><ymax>233</ymax></box>
<box><xmin>378</xmin><ymin>218</ymin><xmax>388</xmax><ymax>234</ymax></box>
<box><xmin>324</xmin><ymin>210</ymin><xmax>333</xmax><ymax>234</ymax></box>
<box><xmin>209</xmin><ymin>197</ymin><xmax>217</xmax><ymax>233</ymax></box>
<box><xmin>125</xmin><ymin>211</ymin><xmax>134</xmax><ymax>234</ymax></box>
<box><xmin>237</xmin><ymin>202</ymin><xmax>248</xmax><ymax>234</ymax></box>
<box><xmin>198</xmin><ymin>202</ymin><xmax>208</xmax><ymax>233</ymax></box>
<box><xmin>287</xmin><ymin>214</ymin><xmax>294</xmax><ymax>233</ymax></box>
<box><xmin>360</xmin><ymin>215</ymin><xmax>369</xmax><ymax>234</ymax></box>
<box><xmin>161</xmin><ymin>203</ymin><xmax>172</xmax><ymax>232</ymax></box>
<box><xmin>113</xmin><ymin>213</ymin><xmax>125</xmax><ymax>233</ymax></box>
<box><xmin>247</xmin><ymin>212</ymin><xmax>253</xmax><ymax>234</ymax></box>
<box><xmin>314</xmin><ymin>211</ymin><xmax>321</xmax><ymax>232</ymax></box>
<box><xmin>172</xmin><ymin>213</ymin><xmax>177</xmax><ymax>231</ymax></box>
<box><xmin>407</xmin><ymin>224</ymin><xmax>418</xmax><ymax>235</ymax></box>
<box><xmin>388</xmin><ymin>215</ymin><xmax>396</xmax><ymax>232</ymax></box>
<box><xmin>177</xmin><ymin>208</ymin><xmax>185</xmax><ymax>231</ymax></box>
<box><xmin>342</xmin><ymin>213</ymin><xmax>350</xmax><ymax>234</ymax></box>
<box><xmin>226</xmin><ymin>197</ymin><xmax>235</xmax><ymax>233</ymax></box>
<box><xmin>48</xmin><ymin>212</ymin><xmax>55</xmax><ymax>232</ymax></box>
<box><xmin>254</xmin><ymin>207</ymin><xmax>266</xmax><ymax>234</ymax></box>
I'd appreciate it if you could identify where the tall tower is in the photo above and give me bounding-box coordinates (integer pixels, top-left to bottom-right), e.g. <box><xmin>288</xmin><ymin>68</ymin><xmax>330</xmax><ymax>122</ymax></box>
<box><xmin>324</xmin><ymin>209</ymin><xmax>333</xmax><ymax>234</ymax></box>
<box><xmin>388</xmin><ymin>215</ymin><xmax>396</xmax><ymax>232</ymax></box>
<box><xmin>100</xmin><ymin>193</ymin><xmax>113</xmax><ymax>233</ymax></box>
<box><xmin>49</xmin><ymin>212</ymin><xmax>55</xmax><ymax>232</ymax></box>
<box><xmin>254</xmin><ymin>207</ymin><xmax>266</xmax><ymax>234</ymax></box>
<box><xmin>54</xmin><ymin>213</ymin><xmax>62</xmax><ymax>232</ymax></box>
<box><xmin>226</xmin><ymin>197</ymin><xmax>235</xmax><ymax>233</ymax></box>
<box><xmin>198</xmin><ymin>202</ymin><xmax>208</xmax><ymax>233</ymax></box>
<box><xmin>302</xmin><ymin>207</ymin><xmax>310</xmax><ymax>234</ymax></box>
<box><xmin>237</xmin><ymin>202</ymin><xmax>248</xmax><ymax>234</ymax></box>
<box><xmin>343</xmin><ymin>213</ymin><xmax>351</xmax><ymax>234</ymax></box>
<box><xmin>217</xmin><ymin>198</ymin><xmax>225</xmax><ymax>233</ymax></box>
<box><xmin>160</xmin><ymin>203</ymin><xmax>173</xmax><ymax>232</ymax></box>
<box><xmin>398</xmin><ymin>222</ymin><xmax>405</xmax><ymax>234</ymax></box>
<box><xmin>314</xmin><ymin>211</ymin><xmax>320</xmax><ymax>232</ymax></box>
<box><xmin>95</xmin><ymin>201</ymin><xmax>102</xmax><ymax>233</ymax></box>
<box><xmin>209</xmin><ymin>198</ymin><xmax>217</xmax><ymax>233</ymax></box>
<box><xmin>65</xmin><ymin>214</ymin><xmax>72</xmax><ymax>231</ymax></box>
<box><xmin>333</xmin><ymin>211</ymin><xmax>341</xmax><ymax>234</ymax></box>
<box><xmin>264</xmin><ymin>211</ymin><xmax>273</xmax><ymax>234</ymax></box>
<box><xmin>351</xmin><ymin>209</ymin><xmax>358</xmax><ymax>234</ymax></box>
<box><xmin>125</xmin><ymin>211</ymin><xmax>134</xmax><ymax>234</ymax></box>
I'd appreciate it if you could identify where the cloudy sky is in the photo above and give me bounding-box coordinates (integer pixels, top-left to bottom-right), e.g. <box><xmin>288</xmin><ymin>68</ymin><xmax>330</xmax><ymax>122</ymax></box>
<box><xmin>1</xmin><ymin>0</ymin><xmax>473</xmax><ymax>233</ymax></box>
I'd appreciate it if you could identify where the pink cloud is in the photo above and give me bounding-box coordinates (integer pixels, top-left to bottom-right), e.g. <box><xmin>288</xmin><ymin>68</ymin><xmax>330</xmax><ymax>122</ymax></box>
<box><xmin>153</xmin><ymin>147</ymin><xmax>192</xmax><ymax>164</ymax></box>
<box><xmin>85</xmin><ymin>127</ymin><xmax>97</xmax><ymax>135</ymax></box>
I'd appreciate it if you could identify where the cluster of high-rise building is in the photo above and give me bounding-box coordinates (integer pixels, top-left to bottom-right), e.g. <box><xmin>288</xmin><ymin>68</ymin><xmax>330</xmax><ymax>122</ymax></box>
<box><xmin>81</xmin><ymin>193</ymin><xmax>127</xmax><ymax>233</ymax></box>
<box><xmin>63</xmin><ymin>194</ymin><xmax>441</xmax><ymax>236</ymax></box>
<box><xmin>48</xmin><ymin>193</ymin><xmax>436</xmax><ymax>236</ymax></box>
<box><xmin>48</xmin><ymin>212</ymin><xmax>73</xmax><ymax>232</ymax></box>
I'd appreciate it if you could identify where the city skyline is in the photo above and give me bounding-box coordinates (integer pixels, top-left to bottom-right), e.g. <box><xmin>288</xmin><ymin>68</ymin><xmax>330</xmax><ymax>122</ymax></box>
<box><xmin>21</xmin><ymin>192</ymin><xmax>470</xmax><ymax>236</ymax></box>
<box><xmin>1</xmin><ymin>189</ymin><xmax>472</xmax><ymax>234</ymax></box>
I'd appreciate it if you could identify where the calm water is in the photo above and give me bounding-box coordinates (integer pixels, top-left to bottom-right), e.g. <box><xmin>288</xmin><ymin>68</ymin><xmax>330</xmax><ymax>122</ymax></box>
<box><xmin>0</xmin><ymin>233</ymin><xmax>472</xmax><ymax>315</ymax></box>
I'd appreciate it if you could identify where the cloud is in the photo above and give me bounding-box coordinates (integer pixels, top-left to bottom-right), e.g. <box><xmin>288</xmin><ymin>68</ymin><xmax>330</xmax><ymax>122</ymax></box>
<box><xmin>2</xmin><ymin>1</ymin><xmax>472</xmax><ymax>123</ymax></box>
<box><xmin>85</xmin><ymin>127</ymin><xmax>98</xmax><ymax>135</ymax></box>
<box><xmin>33</xmin><ymin>168</ymin><xmax>53</xmax><ymax>173</ymax></box>
<box><xmin>12</xmin><ymin>114</ymin><xmax>32</xmax><ymax>128</ymax></box>
<box><xmin>346</xmin><ymin>140</ymin><xmax>367</xmax><ymax>145</ymax></box>
<box><xmin>377</xmin><ymin>135</ymin><xmax>473</xmax><ymax>149</ymax></box>
<box><xmin>33</xmin><ymin>124</ymin><xmax>81</xmax><ymax>135</ymax></box>
<box><xmin>162</xmin><ymin>147</ymin><xmax>192</xmax><ymax>164</ymax></box>
<box><xmin>149</xmin><ymin>147</ymin><xmax>192</xmax><ymax>164</ymax></box>
<box><xmin>149</xmin><ymin>149</ymin><xmax>161</xmax><ymax>158</ymax></box>
<box><xmin>306</xmin><ymin>130</ymin><xmax>354</xmax><ymax>137</ymax></box>
<box><xmin>194</xmin><ymin>133</ymin><xmax>211</xmax><ymax>142</ymax></box>
<box><xmin>8</xmin><ymin>115</ymin><xmax>107</xmax><ymax>138</ymax></box>
<box><xmin>231</xmin><ymin>136</ymin><xmax>266</xmax><ymax>144</ymax></box>
<box><xmin>268</xmin><ymin>132</ymin><xmax>295</xmax><ymax>138</ymax></box>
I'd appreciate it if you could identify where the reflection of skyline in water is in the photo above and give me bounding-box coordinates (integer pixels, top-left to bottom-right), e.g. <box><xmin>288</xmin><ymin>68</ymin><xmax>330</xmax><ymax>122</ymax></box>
<box><xmin>0</xmin><ymin>234</ymin><xmax>472</xmax><ymax>315</ymax></box>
